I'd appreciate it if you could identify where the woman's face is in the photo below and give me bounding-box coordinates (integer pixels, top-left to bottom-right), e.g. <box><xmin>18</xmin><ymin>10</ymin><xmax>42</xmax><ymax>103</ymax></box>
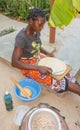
<box><xmin>30</xmin><ymin>17</ymin><xmax>46</xmax><ymax>32</ymax></box>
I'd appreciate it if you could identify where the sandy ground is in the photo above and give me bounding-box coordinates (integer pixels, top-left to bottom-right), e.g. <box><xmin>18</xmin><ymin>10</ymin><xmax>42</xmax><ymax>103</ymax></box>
<box><xmin>0</xmin><ymin>57</ymin><xmax>80</xmax><ymax>130</ymax></box>
<box><xmin>0</xmin><ymin>14</ymin><xmax>80</xmax><ymax>130</ymax></box>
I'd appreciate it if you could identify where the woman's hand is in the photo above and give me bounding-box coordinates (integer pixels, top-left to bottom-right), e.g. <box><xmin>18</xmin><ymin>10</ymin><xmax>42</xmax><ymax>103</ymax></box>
<box><xmin>38</xmin><ymin>66</ymin><xmax>52</xmax><ymax>75</ymax></box>
<box><xmin>40</xmin><ymin>47</ymin><xmax>56</xmax><ymax>57</ymax></box>
<box><xmin>46</xmin><ymin>49</ymin><xmax>56</xmax><ymax>57</ymax></box>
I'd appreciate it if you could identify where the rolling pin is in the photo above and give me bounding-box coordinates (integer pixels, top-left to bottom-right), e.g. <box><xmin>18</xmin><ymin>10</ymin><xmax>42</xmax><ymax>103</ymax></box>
<box><xmin>11</xmin><ymin>77</ymin><xmax>30</xmax><ymax>98</ymax></box>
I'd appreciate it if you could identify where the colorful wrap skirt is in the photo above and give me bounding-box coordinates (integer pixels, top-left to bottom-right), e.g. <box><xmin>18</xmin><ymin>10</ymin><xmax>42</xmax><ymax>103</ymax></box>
<box><xmin>20</xmin><ymin>54</ymin><xmax>69</xmax><ymax>93</ymax></box>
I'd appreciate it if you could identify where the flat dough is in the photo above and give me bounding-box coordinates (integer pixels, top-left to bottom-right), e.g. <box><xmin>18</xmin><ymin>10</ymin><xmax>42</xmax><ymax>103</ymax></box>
<box><xmin>38</xmin><ymin>57</ymin><xmax>67</xmax><ymax>75</ymax></box>
<box><xmin>20</xmin><ymin>88</ymin><xmax>32</xmax><ymax>97</ymax></box>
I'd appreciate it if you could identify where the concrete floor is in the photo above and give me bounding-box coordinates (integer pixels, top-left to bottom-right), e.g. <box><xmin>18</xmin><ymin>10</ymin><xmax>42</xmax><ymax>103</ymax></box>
<box><xmin>0</xmin><ymin>14</ymin><xmax>80</xmax><ymax>75</ymax></box>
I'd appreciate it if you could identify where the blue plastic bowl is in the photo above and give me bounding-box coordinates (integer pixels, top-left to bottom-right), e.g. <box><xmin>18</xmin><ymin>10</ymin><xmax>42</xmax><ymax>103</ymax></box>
<box><xmin>14</xmin><ymin>78</ymin><xmax>41</xmax><ymax>102</ymax></box>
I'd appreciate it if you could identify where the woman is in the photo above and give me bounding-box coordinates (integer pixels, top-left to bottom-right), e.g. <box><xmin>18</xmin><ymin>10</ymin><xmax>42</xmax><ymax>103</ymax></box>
<box><xmin>12</xmin><ymin>8</ymin><xmax>80</xmax><ymax>95</ymax></box>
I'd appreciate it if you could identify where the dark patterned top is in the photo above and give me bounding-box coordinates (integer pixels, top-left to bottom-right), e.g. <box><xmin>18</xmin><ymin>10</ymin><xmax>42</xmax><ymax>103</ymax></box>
<box><xmin>15</xmin><ymin>29</ymin><xmax>42</xmax><ymax>58</ymax></box>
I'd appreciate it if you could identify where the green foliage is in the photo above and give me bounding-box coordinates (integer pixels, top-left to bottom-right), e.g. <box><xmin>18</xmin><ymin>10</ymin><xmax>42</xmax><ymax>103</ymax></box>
<box><xmin>0</xmin><ymin>27</ymin><xmax>15</xmax><ymax>37</ymax></box>
<box><xmin>73</xmin><ymin>0</ymin><xmax>80</xmax><ymax>11</ymax></box>
<box><xmin>0</xmin><ymin>0</ymin><xmax>50</xmax><ymax>21</ymax></box>
<box><xmin>48</xmin><ymin>0</ymin><xmax>78</xmax><ymax>28</ymax></box>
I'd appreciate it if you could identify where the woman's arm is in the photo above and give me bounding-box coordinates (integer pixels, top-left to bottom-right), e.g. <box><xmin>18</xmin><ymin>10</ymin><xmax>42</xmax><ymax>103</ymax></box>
<box><xmin>40</xmin><ymin>46</ymin><xmax>56</xmax><ymax>57</ymax></box>
<box><xmin>12</xmin><ymin>47</ymin><xmax>52</xmax><ymax>75</ymax></box>
<box><xmin>12</xmin><ymin>47</ymin><xmax>38</xmax><ymax>70</ymax></box>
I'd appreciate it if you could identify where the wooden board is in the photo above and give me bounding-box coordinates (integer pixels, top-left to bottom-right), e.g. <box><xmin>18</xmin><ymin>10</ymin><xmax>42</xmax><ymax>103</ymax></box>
<box><xmin>51</xmin><ymin>64</ymin><xmax>72</xmax><ymax>81</ymax></box>
<box><xmin>38</xmin><ymin>55</ymin><xmax>72</xmax><ymax>81</ymax></box>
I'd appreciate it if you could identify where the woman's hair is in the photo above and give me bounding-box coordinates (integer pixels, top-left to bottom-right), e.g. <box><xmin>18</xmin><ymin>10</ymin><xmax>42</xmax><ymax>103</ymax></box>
<box><xmin>27</xmin><ymin>8</ymin><xmax>46</xmax><ymax>20</ymax></box>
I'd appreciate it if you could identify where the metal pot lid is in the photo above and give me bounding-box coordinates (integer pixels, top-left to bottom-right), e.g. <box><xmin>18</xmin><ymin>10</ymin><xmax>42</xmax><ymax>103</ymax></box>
<box><xmin>28</xmin><ymin>108</ymin><xmax>61</xmax><ymax>130</ymax></box>
<box><xmin>20</xmin><ymin>103</ymin><xmax>68</xmax><ymax>130</ymax></box>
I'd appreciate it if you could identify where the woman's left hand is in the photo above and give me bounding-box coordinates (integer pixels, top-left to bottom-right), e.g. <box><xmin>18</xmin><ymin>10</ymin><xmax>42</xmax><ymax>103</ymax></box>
<box><xmin>46</xmin><ymin>49</ymin><xmax>56</xmax><ymax>57</ymax></box>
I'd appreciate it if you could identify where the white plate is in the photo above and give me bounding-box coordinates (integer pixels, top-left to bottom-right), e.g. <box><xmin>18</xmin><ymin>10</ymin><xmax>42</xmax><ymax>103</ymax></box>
<box><xmin>38</xmin><ymin>57</ymin><xmax>67</xmax><ymax>75</ymax></box>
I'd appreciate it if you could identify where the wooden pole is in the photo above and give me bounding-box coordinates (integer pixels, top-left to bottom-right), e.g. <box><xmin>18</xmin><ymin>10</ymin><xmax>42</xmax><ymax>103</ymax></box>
<box><xmin>49</xmin><ymin>0</ymin><xmax>55</xmax><ymax>43</ymax></box>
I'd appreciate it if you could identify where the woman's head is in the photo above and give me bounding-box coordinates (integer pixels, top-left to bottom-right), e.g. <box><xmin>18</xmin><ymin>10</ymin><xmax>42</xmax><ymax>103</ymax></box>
<box><xmin>27</xmin><ymin>8</ymin><xmax>46</xmax><ymax>32</ymax></box>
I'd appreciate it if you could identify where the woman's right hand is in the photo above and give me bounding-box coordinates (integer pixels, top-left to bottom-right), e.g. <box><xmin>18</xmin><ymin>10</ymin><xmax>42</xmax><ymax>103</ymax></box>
<box><xmin>37</xmin><ymin>66</ymin><xmax>52</xmax><ymax>75</ymax></box>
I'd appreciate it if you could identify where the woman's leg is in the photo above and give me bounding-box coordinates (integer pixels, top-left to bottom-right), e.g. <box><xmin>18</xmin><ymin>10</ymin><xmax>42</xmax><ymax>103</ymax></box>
<box><xmin>53</xmin><ymin>78</ymin><xmax>80</xmax><ymax>95</ymax></box>
<box><xmin>68</xmin><ymin>81</ymin><xmax>80</xmax><ymax>95</ymax></box>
